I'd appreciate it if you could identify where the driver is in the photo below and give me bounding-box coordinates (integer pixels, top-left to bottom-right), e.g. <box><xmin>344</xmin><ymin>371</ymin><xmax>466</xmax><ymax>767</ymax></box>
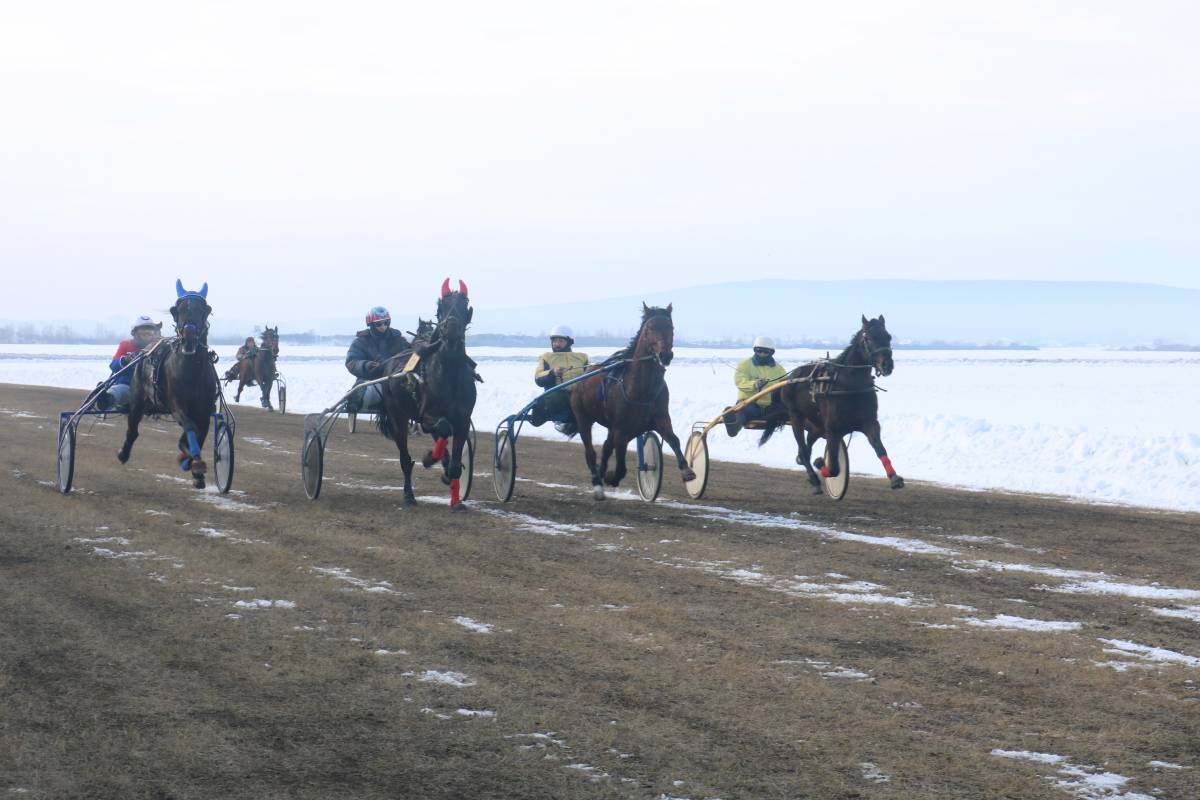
<box><xmin>345</xmin><ymin>306</ymin><xmax>410</xmax><ymax>413</ymax></box>
<box><xmin>725</xmin><ymin>336</ymin><xmax>787</xmax><ymax>436</ymax></box>
<box><xmin>224</xmin><ymin>336</ymin><xmax>259</xmax><ymax>381</ymax></box>
<box><xmin>530</xmin><ymin>325</ymin><xmax>588</xmax><ymax>435</ymax></box>
<box><xmin>96</xmin><ymin>315</ymin><xmax>163</xmax><ymax>411</ymax></box>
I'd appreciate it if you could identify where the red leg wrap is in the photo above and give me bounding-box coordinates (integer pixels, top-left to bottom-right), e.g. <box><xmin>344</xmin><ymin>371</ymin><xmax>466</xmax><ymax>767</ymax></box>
<box><xmin>820</xmin><ymin>464</ymin><xmax>831</xmax><ymax>479</ymax></box>
<box><xmin>449</xmin><ymin>479</ymin><xmax>461</xmax><ymax>506</ymax></box>
<box><xmin>880</xmin><ymin>455</ymin><xmax>895</xmax><ymax>477</ymax></box>
<box><xmin>431</xmin><ymin>437</ymin><xmax>447</xmax><ymax>461</ymax></box>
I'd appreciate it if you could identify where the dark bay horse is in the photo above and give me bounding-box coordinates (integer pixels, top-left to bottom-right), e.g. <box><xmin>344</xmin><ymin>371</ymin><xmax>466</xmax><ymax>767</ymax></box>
<box><xmin>570</xmin><ymin>303</ymin><xmax>695</xmax><ymax>500</ymax></box>
<box><xmin>230</xmin><ymin>326</ymin><xmax>279</xmax><ymax>409</ymax></box>
<box><xmin>118</xmin><ymin>280</ymin><xmax>219</xmax><ymax>488</ymax></box>
<box><xmin>761</xmin><ymin>315</ymin><xmax>904</xmax><ymax>492</ymax></box>
<box><xmin>375</xmin><ymin>279</ymin><xmax>478</xmax><ymax>509</ymax></box>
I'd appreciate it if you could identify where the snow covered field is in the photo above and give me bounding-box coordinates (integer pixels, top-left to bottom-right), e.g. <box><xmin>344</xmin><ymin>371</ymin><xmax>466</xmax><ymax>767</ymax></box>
<box><xmin>3</xmin><ymin>344</ymin><xmax>1198</xmax><ymax>512</ymax></box>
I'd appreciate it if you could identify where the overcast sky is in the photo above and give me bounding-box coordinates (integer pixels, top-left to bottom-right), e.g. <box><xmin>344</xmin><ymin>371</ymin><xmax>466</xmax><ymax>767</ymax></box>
<box><xmin>2</xmin><ymin>1</ymin><xmax>1197</xmax><ymax>327</ymax></box>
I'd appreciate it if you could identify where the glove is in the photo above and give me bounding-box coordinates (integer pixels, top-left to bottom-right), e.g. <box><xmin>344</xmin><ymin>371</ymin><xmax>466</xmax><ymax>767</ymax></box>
<box><xmin>120</xmin><ymin>353</ymin><xmax>136</xmax><ymax>366</ymax></box>
<box><xmin>753</xmin><ymin>378</ymin><xmax>768</xmax><ymax>390</ymax></box>
<box><xmin>364</xmin><ymin>360</ymin><xmax>381</xmax><ymax>376</ymax></box>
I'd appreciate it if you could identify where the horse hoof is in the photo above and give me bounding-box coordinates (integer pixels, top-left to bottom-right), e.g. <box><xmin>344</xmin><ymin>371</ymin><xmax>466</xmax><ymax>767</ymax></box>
<box><xmin>193</xmin><ymin>476</ymin><xmax>206</xmax><ymax>489</ymax></box>
<box><xmin>890</xmin><ymin>475</ymin><xmax>905</xmax><ymax>489</ymax></box>
<box><xmin>117</xmin><ymin>450</ymin><xmax>129</xmax><ymax>464</ymax></box>
<box><xmin>592</xmin><ymin>485</ymin><xmax>605</xmax><ymax>501</ymax></box>
<box><xmin>681</xmin><ymin>468</ymin><xmax>696</xmax><ymax>482</ymax></box>
<box><xmin>813</xmin><ymin>457</ymin><xmax>824</xmax><ymax>470</ymax></box>
<box><xmin>812</xmin><ymin>484</ymin><xmax>824</xmax><ymax>495</ymax></box>
<box><xmin>421</xmin><ymin>453</ymin><xmax>436</xmax><ymax>469</ymax></box>
<box><xmin>404</xmin><ymin>495</ymin><xmax>417</xmax><ymax>506</ymax></box>
<box><xmin>451</xmin><ymin>503</ymin><xmax>468</xmax><ymax>512</ymax></box>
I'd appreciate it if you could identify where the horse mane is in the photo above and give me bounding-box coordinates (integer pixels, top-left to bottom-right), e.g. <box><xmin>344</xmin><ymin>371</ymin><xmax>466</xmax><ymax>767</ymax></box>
<box><xmin>601</xmin><ymin>304</ymin><xmax>673</xmax><ymax>364</ymax></box>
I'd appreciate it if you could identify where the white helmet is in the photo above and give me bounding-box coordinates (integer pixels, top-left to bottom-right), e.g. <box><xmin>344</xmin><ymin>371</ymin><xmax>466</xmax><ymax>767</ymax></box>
<box><xmin>131</xmin><ymin>315</ymin><xmax>160</xmax><ymax>334</ymax></box>
<box><xmin>752</xmin><ymin>336</ymin><xmax>776</xmax><ymax>351</ymax></box>
<box><xmin>549</xmin><ymin>325</ymin><xmax>574</xmax><ymax>340</ymax></box>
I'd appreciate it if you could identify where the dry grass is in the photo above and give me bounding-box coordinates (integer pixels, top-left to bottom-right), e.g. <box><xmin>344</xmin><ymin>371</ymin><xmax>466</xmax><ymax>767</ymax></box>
<box><xmin>2</xmin><ymin>384</ymin><xmax>1198</xmax><ymax>798</ymax></box>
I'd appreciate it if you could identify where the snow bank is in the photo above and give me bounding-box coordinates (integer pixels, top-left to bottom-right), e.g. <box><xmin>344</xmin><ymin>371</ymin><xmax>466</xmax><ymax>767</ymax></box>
<box><xmin>4</xmin><ymin>345</ymin><xmax>1198</xmax><ymax>512</ymax></box>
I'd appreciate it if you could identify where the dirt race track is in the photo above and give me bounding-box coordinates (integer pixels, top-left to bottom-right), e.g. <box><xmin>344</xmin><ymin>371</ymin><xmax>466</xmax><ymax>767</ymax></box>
<box><xmin>2</xmin><ymin>383</ymin><xmax>1199</xmax><ymax>799</ymax></box>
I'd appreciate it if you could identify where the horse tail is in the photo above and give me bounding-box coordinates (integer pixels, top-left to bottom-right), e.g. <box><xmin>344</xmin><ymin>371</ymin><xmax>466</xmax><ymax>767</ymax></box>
<box><xmin>758</xmin><ymin>419</ymin><xmax>787</xmax><ymax>447</ymax></box>
<box><xmin>374</xmin><ymin>398</ymin><xmax>396</xmax><ymax>439</ymax></box>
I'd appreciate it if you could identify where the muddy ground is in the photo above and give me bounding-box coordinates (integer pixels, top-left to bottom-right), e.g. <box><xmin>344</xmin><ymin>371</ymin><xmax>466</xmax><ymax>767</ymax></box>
<box><xmin>2</xmin><ymin>383</ymin><xmax>1199</xmax><ymax>799</ymax></box>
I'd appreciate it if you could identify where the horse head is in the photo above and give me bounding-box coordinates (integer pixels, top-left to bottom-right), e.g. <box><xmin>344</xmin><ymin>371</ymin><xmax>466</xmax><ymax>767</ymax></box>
<box><xmin>171</xmin><ymin>281</ymin><xmax>212</xmax><ymax>355</ymax></box>
<box><xmin>859</xmin><ymin>314</ymin><xmax>893</xmax><ymax>376</ymax></box>
<box><xmin>639</xmin><ymin>302</ymin><xmax>675</xmax><ymax>366</ymax></box>
<box><xmin>436</xmin><ymin>278</ymin><xmax>473</xmax><ymax>345</ymax></box>
<box><xmin>261</xmin><ymin>326</ymin><xmax>279</xmax><ymax>355</ymax></box>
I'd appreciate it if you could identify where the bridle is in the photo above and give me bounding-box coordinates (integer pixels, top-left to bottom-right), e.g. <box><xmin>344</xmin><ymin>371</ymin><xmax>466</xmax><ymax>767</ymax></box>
<box><xmin>172</xmin><ymin>294</ymin><xmax>211</xmax><ymax>355</ymax></box>
<box><xmin>638</xmin><ymin>313</ymin><xmax>674</xmax><ymax>369</ymax></box>
<box><xmin>856</xmin><ymin>327</ymin><xmax>893</xmax><ymax>377</ymax></box>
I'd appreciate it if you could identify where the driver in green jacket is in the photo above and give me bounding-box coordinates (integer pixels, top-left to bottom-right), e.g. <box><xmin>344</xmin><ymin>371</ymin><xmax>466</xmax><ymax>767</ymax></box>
<box><xmin>530</xmin><ymin>325</ymin><xmax>589</xmax><ymax>435</ymax></box>
<box><xmin>726</xmin><ymin>336</ymin><xmax>787</xmax><ymax>436</ymax></box>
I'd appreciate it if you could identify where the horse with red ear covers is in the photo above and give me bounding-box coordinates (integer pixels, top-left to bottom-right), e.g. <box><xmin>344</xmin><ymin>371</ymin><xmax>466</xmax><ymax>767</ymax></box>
<box><xmin>373</xmin><ymin>278</ymin><xmax>477</xmax><ymax>509</ymax></box>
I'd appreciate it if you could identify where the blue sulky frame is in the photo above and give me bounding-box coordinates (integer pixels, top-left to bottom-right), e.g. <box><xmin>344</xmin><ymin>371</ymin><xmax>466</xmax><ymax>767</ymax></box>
<box><xmin>491</xmin><ymin>359</ymin><xmax>664</xmax><ymax>503</ymax></box>
<box><xmin>55</xmin><ymin>350</ymin><xmax>236</xmax><ymax>495</ymax></box>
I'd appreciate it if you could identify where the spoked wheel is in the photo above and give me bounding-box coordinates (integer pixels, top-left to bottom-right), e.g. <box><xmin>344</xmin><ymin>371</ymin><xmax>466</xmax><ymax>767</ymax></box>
<box><xmin>460</xmin><ymin>431</ymin><xmax>475</xmax><ymax>502</ymax></box>
<box><xmin>683</xmin><ymin>430</ymin><xmax>709</xmax><ymax>499</ymax></box>
<box><xmin>278</xmin><ymin>384</ymin><xmax>287</xmax><ymax>414</ymax></box>
<box><xmin>213</xmin><ymin>419</ymin><xmax>235</xmax><ymax>494</ymax></box>
<box><xmin>821</xmin><ymin>437</ymin><xmax>850</xmax><ymax>501</ymax></box>
<box><xmin>56</xmin><ymin>422</ymin><xmax>76</xmax><ymax>494</ymax></box>
<box><xmin>493</xmin><ymin>430</ymin><xmax>516</xmax><ymax>502</ymax></box>
<box><xmin>302</xmin><ymin>429</ymin><xmax>325</xmax><ymax>500</ymax></box>
<box><xmin>347</xmin><ymin>413</ymin><xmax>357</xmax><ymax>434</ymax></box>
<box><xmin>636</xmin><ymin>433</ymin><xmax>664</xmax><ymax>502</ymax></box>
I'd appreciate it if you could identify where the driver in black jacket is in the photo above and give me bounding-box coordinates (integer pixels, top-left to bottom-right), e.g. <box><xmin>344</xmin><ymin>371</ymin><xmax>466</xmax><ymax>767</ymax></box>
<box><xmin>345</xmin><ymin>306</ymin><xmax>410</xmax><ymax>412</ymax></box>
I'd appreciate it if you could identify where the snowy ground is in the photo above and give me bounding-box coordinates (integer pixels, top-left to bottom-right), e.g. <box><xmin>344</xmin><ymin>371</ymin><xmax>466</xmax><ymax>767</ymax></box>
<box><xmin>3</xmin><ymin>343</ymin><xmax>1198</xmax><ymax>512</ymax></box>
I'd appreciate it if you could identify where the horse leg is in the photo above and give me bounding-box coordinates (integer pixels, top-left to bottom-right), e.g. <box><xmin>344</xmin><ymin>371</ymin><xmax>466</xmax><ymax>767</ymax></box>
<box><xmin>234</xmin><ymin>376</ymin><xmax>244</xmax><ymax>402</ymax></box>
<box><xmin>653</xmin><ymin>416</ymin><xmax>696</xmax><ymax>483</ymax></box>
<box><xmin>177</xmin><ymin>418</ymin><xmax>209</xmax><ymax>489</ymax></box>
<box><xmin>599</xmin><ymin>434</ymin><xmax>617</xmax><ymax>486</ymax></box>
<box><xmin>422</xmin><ymin>418</ymin><xmax>452</xmax><ymax>469</ymax></box>
<box><xmin>600</xmin><ymin>434</ymin><xmax>628</xmax><ymax>484</ymax></box>
<box><xmin>117</xmin><ymin>394</ymin><xmax>143</xmax><ymax>464</ymax></box>
<box><xmin>790</xmin><ymin>418</ymin><xmax>822</xmax><ymax>493</ymax></box>
<box><xmin>578</xmin><ymin>421</ymin><xmax>604</xmax><ymax>500</ymax></box>
<box><xmin>260</xmin><ymin>379</ymin><xmax>273</xmax><ymax>410</ymax></box>
<box><xmin>392</xmin><ymin>420</ymin><xmax>417</xmax><ymax>506</ymax></box>
<box><xmin>446</xmin><ymin>428</ymin><xmax>468</xmax><ymax>510</ymax></box>
<box><xmin>864</xmin><ymin>419</ymin><xmax>904</xmax><ymax>489</ymax></box>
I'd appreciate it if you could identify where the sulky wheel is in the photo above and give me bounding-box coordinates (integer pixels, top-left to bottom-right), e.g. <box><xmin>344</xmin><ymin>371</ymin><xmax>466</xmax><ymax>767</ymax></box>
<box><xmin>683</xmin><ymin>430</ymin><xmax>709</xmax><ymax>499</ymax></box>
<box><xmin>302</xmin><ymin>429</ymin><xmax>325</xmax><ymax>500</ymax></box>
<box><xmin>213</xmin><ymin>418</ymin><xmax>235</xmax><ymax>494</ymax></box>
<box><xmin>56</xmin><ymin>422</ymin><xmax>76</xmax><ymax>494</ymax></box>
<box><xmin>821</xmin><ymin>437</ymin><xmax>850</xmax><ymax>501</ymax></box>
<box><xmin>635</xmin><ymin>433</ymin><xmax>663</xmax><ymax>502</ymax></box>
<box><xmin>492</xmin><ymin>429</ymin><xmax>516</xmax><ymax>502</ymax></box>
<box><xmin>460</xmin><ymin>428</ymin><xmax>475</xmax><ymax>502</ymax></box>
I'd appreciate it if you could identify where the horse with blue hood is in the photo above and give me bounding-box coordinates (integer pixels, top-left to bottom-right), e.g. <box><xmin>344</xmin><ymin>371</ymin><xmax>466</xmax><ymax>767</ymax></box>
<box><xmin>117</xmin><ymin>280</ymin><xmax>222</xmax><ymax>488</ymax></box>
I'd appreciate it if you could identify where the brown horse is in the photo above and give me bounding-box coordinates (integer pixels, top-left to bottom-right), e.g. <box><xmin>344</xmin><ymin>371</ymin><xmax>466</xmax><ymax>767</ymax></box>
<box><xmin>229</xmin><ymin>326</ymin><xmax>279</xmax><ymax>409</ymax></box>
<box><xmin>570</xmin><ymin>303</ymin><xmax>695</xmax><ymax>500</ymax></box>
<box><xmin>760</xmin><ymin>315</ymin><xmax>904</xmax><ymax>492</ymax></box>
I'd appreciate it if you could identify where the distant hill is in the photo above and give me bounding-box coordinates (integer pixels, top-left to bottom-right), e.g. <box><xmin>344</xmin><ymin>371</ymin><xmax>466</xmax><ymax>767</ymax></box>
<box><xmin>4</xmin><ymin>280</ymin><xmax>1196</xmax><ymax>347</ymax></box>
<box><xmin>469</xmin><ymin>280</ymin><xmax>1200</xmax><ymax>347</ymax></box>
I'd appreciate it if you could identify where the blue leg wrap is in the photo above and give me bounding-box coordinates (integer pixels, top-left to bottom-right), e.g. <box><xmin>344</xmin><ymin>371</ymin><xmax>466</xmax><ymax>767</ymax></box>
<box><xmin>187</xmin><ymin>431</ymin><xmax>201</xmax><ymax>459</ymax></box>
